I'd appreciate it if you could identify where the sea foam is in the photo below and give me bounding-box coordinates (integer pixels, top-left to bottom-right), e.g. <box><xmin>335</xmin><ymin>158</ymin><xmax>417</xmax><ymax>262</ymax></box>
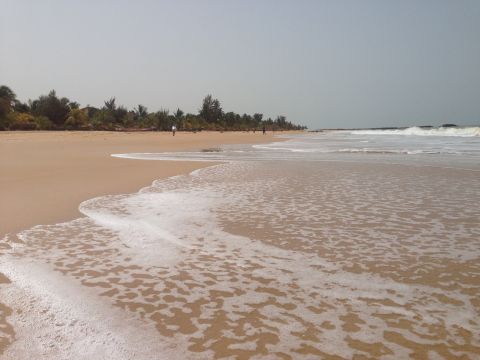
<box><xmin>350</xmin><ymin>126</ymin><xmax>480</xmax><ymax>137</ymax></box>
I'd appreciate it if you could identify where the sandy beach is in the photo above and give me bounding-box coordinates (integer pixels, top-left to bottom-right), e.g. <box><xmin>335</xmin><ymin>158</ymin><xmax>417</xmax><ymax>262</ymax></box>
<box><xmin>2</xmin><ymin>1</ymin><xmax>479</xmax><ymax>357</ymax></box>
<box><xmin>0</xmin><ymin>131</ymin><xmax>279</xmax><ymax>237</ymax></box>
<box><xmin>0</xmin><ymin>130</ymin><xmax>283</xmax><ymax>356</ymax></box>
<box><xmin>1</xmin><ymin>130</ymin><xmax>479</xmax><ymax>359</ymax></box>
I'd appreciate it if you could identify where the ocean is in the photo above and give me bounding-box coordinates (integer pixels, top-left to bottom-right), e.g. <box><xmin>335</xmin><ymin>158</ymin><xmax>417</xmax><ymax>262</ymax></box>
<box><xmin>1</xmin><ymin>127</ymin><xmax>479</xmax><ymax>359</ymax></box>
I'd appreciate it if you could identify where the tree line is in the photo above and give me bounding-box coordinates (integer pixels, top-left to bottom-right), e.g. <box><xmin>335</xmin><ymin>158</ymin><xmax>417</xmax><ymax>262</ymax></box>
<box><xmin>0</xmin><ymin>86</ymin><xmax>306</xmax><ymax>132</ymax></box>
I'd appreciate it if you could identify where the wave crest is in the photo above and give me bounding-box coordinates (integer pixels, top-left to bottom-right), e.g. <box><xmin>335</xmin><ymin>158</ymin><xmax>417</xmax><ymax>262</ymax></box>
<box><xmin>350</xmin><ymin>126</ymin><xmax>480</xmax><ymax>137</ymax></box>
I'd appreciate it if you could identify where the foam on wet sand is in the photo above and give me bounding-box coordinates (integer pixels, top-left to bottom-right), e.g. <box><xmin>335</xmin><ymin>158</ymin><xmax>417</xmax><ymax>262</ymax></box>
<box><xmin>1</xmin><ymin>131</ymin><xmax>479</xmax><ymax>358</ymax></box>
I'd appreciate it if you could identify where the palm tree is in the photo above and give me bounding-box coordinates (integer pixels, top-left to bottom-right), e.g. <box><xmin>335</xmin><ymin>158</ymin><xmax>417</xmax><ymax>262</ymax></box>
<box><xmin>104</xmin><ymin>97</ymin><xmax>116</xmax><ymax>112</ymax></box>
<box><xmin>134</xmin><ymin>104</ymin><xmax>148</xmax><ymax>119</ymax></box>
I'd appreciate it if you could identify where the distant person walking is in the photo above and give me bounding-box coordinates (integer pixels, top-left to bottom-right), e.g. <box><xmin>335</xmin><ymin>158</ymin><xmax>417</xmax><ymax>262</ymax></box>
<box><xmin>262</xmin><ymin>125</ymin><xmax>266</xmax><ymax>135</ymax></box>
<box><xmin>172</xmin><ymin>124</ymin><xmax>176</xmax><ymax>136</ymax></box>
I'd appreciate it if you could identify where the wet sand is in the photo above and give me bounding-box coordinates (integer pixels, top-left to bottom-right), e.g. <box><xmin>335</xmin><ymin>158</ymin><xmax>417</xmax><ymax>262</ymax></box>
<box><xmin>0</xmin><ymin>130</ymin><xmax>281</xmax><ymax>356</ymax></box>
<box><xmin>3</xmin><ymin>158</ymin><xmax>478</xmax><ymax>359</ymax></box>
<box><xmin>1</xmin><ymin>131</ymin><xmax>478</xmax><ymax>359</ymax></box>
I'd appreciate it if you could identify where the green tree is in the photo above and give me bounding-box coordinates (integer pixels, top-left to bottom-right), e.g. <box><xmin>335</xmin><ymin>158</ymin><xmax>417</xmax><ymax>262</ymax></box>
<box><xmin>151</xmin><ymin>109</ymin><xmax>169</xmax><ymax>130</ymax></box>
<box><xmin>0</xmin><ymin>85</ymin><xmax>16</xmax><ymax>101</ymax></box>
<box><xmin>115</xmin><ymin>106</ymin><xmax>128</xmax><ymax>124</ymax></box>
<box><xmin>69</xmin><ymin>101</ymin><xmax>80</xmax><ymax>110</ymax></box>
<box><xmin>223</xmin><ymin>112</ymin><xmax>236</xmax><ymax>128</ymax></box>
<box><xmin>104</xmin><ymin>97</ymin><xmax>116</xmax><ymax>112</ymax></box>
<box><xmin>253</xmin><ymin>113</ymin><xmax>263</xmax><ymax>128</ymax></box>
<box><xmin>174</xmin><ymin>108</ymin><xmax>184</xmax><ymax>119</ymax></box>
<box><xmin>7</xmin><ymin>112</ymin><xmax>37</xmax><ymax>130</ymax></box>
<box><xmin>30</xmin><ymin>90</ymin><xmax>71</xmax><ymax>127</ymax></box>
<box><xmin>0</xmin><ymin>85</ymin><xmax>307</xmax><ymax>131</ymax></box>
<box><xmin>13</xmin><ymin>100</ymin><xmax>30</xmax><ymax>113</ymax></box>
<box><xmin>121</xmin><ymin>111</ymin><xmax>136</xmax><ymax>128</ymax></box>
<box><xmin>91</xmin><ymin>109</ymin><xmax>115</xmax><ymax>130</ymax></box>
<box><xmin>134</xmin><ymin>104</ymin><xmax>148</xmax><ymax>121</ymax></box>
<box><xmin>0</xmin><ymin>85</ymin><xmax>16</xmax><ymax>122</ymax></box>
<box><xmin>275</xmin><ymin>115</ymin><xmax>286</xmax><ymax>127</ymax></box>
<box><xmin>199</xmin><ymin>95</ymin><xmax>223</xmax><ymax>124</ymax></box>
<box><xmin>102</xmin><ymin>97</ymin><xmax>127</xmax><ymax>124</ymax></box>
<box><xmin>173</xmin><ymin>108</ymin><xmax>184</xmax><ymax>129</ymax></box>
<box><xmin>65</xmin><ymin>108</ymin><xmax>89</xmax><ymax>130</ymax></box>
<box><xmin>34</xmin><ymin>116</ymin><xmax>54</xmax><ymax>130</ymax></box>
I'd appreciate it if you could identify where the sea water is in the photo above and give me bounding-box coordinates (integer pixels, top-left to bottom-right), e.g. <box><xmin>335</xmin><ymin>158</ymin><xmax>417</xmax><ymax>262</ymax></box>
<box><xmin>1</xmin><ymin>127</ymin><xmax>479</xmax><ymax>359</ymax></box>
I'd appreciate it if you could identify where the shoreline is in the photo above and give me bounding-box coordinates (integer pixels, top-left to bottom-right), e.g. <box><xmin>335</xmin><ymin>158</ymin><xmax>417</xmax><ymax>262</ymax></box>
<box><xmin>1</xmin><ymin>130</ymin><xmax>479</xmax><ymax>358</ymax></box>
<box><xmin>0</xmin><ymin>131</ymin><xmax>286</xmax><ymax>238</ymax></box>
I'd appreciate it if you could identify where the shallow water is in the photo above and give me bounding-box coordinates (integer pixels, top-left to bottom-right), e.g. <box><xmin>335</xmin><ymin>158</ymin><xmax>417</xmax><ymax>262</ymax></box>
<box><xmin>1</xmin><ymin>131</ymin><xmax>479</xmax><ymax>359</ymax></box>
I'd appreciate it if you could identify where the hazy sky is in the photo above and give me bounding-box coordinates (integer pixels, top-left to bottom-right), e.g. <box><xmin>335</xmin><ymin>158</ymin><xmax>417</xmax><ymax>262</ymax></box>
<box><xmin>1</xmin><ymin>0</ymin><xmax>479</xmax><ymax>129</ymax></box>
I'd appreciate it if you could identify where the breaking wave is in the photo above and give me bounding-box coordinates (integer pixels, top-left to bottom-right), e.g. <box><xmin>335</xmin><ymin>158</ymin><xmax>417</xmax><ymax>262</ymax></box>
<box><xmin>350</xmin><ymin>126</ymin><xmax>480</xmax><ymax>137</ymax></box>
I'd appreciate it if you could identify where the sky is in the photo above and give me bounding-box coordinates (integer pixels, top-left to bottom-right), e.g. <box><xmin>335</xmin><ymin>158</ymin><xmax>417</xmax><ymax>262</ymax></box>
<box><xmin>1</xmin><ymin>0</ymin><xmax>479</xmax><ymax>129</ymax></box>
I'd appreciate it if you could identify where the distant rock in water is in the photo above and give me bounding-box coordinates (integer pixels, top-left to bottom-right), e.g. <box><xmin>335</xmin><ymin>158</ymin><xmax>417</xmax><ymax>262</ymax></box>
<box><xmin>441</xmin><ymin>123</ymin><xmax>457</xmax><ymax>128</ymax></box>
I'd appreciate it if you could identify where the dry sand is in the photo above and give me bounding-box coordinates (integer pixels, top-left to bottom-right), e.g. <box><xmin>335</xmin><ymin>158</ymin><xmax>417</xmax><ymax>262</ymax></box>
<box><xmin>0</xmin><ymin>131</ymin><xmax>279</xmax><ymax>237</ymax></box>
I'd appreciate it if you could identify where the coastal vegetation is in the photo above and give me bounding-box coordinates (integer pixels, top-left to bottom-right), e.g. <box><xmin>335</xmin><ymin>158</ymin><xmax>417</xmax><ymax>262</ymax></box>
<box><xmin>0</xmin><ymin>85</ymin><xmax>306</xmax><ymax>132</ymax></box>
